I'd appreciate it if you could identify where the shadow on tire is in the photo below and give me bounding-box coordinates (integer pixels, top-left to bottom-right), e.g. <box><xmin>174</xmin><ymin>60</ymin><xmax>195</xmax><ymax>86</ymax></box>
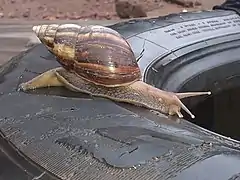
<box><xmin>185</xmin><ymin>87</ymin><xmax>240</xmax><ymax>141</ymax></box>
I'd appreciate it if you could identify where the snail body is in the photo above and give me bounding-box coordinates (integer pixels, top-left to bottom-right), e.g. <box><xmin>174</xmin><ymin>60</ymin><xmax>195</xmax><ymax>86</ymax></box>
<box><xmin>19</xmin><ymin>24</ymin><xmax>211</xmax><ymax>119</ymax></box>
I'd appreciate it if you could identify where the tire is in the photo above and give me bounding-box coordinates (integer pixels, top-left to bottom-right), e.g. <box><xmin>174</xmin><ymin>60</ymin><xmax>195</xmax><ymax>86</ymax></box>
<box><xmin>1</xmin><ymin>9</ymin><xmax>240</xmax><ymax>180</ymax></box>
<box><xmin>118</xmin><ymin>9</ymin><xmax>240</xmax><ymax>140</ymax></box>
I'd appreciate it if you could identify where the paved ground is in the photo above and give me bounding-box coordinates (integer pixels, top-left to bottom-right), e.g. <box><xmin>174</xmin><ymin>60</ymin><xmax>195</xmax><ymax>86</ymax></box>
<box><xmin>0</xmin><ymin>0</ymin><xmax>225</xmax><ymax>20</ymax></box>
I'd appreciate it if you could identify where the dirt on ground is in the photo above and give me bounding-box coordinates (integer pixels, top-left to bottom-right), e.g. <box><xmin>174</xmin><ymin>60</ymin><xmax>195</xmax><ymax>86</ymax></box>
<box><xmin>0</xmin><ymin>0</ymin><xmax>225</xmax><ymax>20</ymax></box>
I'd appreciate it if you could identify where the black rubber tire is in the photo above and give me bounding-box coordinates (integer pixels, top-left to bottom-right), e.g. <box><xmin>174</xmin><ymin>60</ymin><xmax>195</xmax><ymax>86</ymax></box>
<box><xmin>1</xmin><ymin>9</ymin><xmax>240</xmax><ymax>180</ymax></box>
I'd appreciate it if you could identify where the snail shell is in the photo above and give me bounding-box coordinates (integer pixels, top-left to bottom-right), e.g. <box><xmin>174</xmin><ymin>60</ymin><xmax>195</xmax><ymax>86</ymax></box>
<box><xmin>32</xmin><ymin>24</ymin><xmax>141</xmax><ymax>87</ymax></box>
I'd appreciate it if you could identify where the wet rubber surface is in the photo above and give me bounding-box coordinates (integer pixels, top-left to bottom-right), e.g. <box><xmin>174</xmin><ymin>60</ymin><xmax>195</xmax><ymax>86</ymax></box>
<box><xmin>0</xmin><ymin>150</ymin><xmax>29</xmax><ymax>180</ymax></box>
<box><xmin>1</xmin><ymin>44</ymin><xmax>240</xmax><ymax>179</ymax></box>
<box><xmin>1</xmin><ymin>10</ymin><xmax>240</xmax><ymax>180</ymax></box>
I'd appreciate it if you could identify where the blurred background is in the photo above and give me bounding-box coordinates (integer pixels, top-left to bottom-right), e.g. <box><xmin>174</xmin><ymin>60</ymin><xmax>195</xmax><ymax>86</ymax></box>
<box><xmin>0</xmin><ymin>0</ymin><xmax>225</xmax><ymax>21</ymax></box>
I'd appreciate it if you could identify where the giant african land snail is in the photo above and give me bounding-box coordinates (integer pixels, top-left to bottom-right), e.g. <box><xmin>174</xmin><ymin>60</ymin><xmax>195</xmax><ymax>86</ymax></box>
<box><xmin>19</xmin><ymin>24</ymin><xmax>211</xmax><ymax>119</ymax></box>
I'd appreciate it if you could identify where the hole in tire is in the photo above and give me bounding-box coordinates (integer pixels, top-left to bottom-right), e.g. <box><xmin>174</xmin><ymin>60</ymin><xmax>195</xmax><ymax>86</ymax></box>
<box><xmin>184</xmin><ymin>87</ymin><xmax>240</xmax><ymax>141</ymax></box>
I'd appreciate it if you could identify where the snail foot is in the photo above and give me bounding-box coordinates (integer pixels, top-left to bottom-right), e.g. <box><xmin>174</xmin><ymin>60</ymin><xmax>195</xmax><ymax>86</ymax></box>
<box><xmin>18</xmin><ymin>67</ymin><xmax>64</xmax><ymax>92</ymax></box>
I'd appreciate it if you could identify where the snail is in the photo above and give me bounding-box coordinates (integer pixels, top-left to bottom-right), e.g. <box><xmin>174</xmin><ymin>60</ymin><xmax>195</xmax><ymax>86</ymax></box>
<box><xmin>19</xmin><ymin>24</ymin><xmax>211</xmax><ymax>119</ymax></box>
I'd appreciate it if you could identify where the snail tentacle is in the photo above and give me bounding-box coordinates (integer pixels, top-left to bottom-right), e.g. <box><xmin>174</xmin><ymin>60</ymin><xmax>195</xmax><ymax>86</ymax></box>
<box><xmin>19</xmin><ymin>67</ymin><xmax>64</xmax><ymax>91</ymax></box>
<box><xmin>176</xmin><ymin>92</ymin><xmax>211</xmax><ymax>99</ymax></box>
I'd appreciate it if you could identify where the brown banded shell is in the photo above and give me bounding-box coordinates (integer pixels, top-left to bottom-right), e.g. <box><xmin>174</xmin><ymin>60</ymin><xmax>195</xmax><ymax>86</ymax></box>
<box><xmin>32</xmin><ymin>24</ymin><xmax>141</xmax><ymax>87</ymax></box>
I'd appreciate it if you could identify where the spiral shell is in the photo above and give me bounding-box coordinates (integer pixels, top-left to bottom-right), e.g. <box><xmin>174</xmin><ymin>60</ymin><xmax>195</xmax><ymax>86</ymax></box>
<box><xmin>32</xmin><ymin>24</ymin><xmax>141</xmax><ymax>87</ymax></box>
